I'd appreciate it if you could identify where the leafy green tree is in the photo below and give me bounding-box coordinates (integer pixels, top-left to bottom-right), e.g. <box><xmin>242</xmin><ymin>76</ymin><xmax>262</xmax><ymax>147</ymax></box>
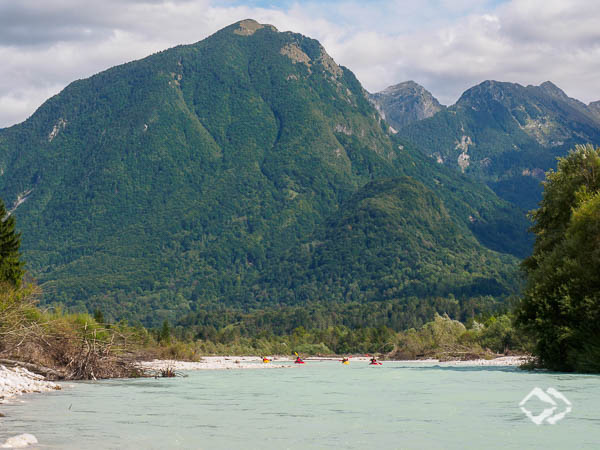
<box><xmin>0</xmin><ymin>199</ymin><xmax>24</xmax><ymax>287</ymax></box>
<box><xmin>517</xmin><ymin>144</ymin><xmax>600</xmax><ymax>372</ymax></box>
<box><xmin>478</xmin><ymin>315</ymin><xmax>527</xmax><ymax>354</ymax></box>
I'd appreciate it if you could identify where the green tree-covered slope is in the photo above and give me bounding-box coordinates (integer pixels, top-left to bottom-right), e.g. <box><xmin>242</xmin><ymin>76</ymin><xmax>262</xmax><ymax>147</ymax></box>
<box><xmin>261</xmin><ymin>176</ymin><xmax>518</xmax><ymax>304</ymax></box>
<box><xmin>0</xmin><ymin>20</ymin><xmax>524</xmax><ymax>325</ymax></box>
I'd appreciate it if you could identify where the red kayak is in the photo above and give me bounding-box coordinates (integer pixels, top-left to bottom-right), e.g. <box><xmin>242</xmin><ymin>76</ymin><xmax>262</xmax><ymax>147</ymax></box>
<box><xmin>294</xmin><ymin>360</ymin><xmax>305</xmax><ymax>364</ymax></box>
<box><xmin>369</xmin><ymin>362</ymin><xmax>382</xmax><ymax>365</ymax></box>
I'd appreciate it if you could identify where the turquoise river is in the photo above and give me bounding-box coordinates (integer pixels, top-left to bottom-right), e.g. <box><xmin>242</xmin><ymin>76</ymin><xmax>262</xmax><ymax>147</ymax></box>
<box><xmin>1</xmin><ymin>360</ymin><xmax>598</xmax><ymax>449</ymax></box>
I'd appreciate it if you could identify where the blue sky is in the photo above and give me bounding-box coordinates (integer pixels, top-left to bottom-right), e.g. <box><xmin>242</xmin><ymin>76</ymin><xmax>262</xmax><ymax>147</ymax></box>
<box><xmin>0</xmin><ymin>0</ymin><xmax>597</xmax><ymax>127</ymax></box>
<box><xmin>224</xmin><ymin>0</ymin><xmax>508</xmax><ymax>33</ymax></box>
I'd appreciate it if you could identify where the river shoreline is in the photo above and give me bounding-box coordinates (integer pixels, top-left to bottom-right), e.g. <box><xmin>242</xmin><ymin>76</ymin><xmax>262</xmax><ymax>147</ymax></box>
<box><xmin>139</xmin><ymin>355</ymin><xmax>529</xmax><ymax>371</ymax></box>
<box><xmin>0</xmin><ymin>355</ymin><xmax>527</xmax><ymax>447</ymax></box>
<box><xmin>0</xmin><ymin>355</ymin><xmax>529</xmax><ymax>399</ymax></box>
<box><xmin>0</xmin><ymin>365</ymin><xmax>61</xmax><ymax>403</ymax></box>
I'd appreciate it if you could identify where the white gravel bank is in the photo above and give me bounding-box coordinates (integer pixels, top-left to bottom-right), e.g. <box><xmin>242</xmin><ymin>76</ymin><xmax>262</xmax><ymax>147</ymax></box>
<box><xmin>139</xmin><ymin>356</ymin><xmax>294</xmax><ymax>371</ymax></box>
<box><xmin>140</xmin><ymin>355</ymin><xmax>529</xmax><ymax>371</ymax></box>
<box><xmin>0</xmin><ymin>366</ymin><xmax>61</xmax><ymax>448</ymax></box>
<box><xmin>0</xmin><ymin>366</ymin><xmax>60</xmax><ymax>402</ymax></box>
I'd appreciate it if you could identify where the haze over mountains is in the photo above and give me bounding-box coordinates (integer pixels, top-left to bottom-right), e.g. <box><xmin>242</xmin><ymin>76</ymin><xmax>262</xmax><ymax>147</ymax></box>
<box><xmin>0</xmin><ymin>19</ymin><xmax>596</xmax><ymax>327</ymax></box>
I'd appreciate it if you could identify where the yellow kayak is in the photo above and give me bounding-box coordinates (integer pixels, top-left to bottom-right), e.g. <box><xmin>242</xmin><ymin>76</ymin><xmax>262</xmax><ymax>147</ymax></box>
<box><xmin>262</xmin><ymin>359</ymin><xmax>271</xmax><ymax>363</ymax></box>
<box><xmin>342</xmin><ymin>360</ymin><xmax>350</xmax><ymax>365</ymax></box>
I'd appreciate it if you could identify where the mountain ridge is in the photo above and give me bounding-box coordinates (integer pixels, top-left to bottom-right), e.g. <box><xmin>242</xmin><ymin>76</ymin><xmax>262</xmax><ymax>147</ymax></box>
<box><xmin>397</xmin><ymin>79</ymin><xmax>600</xmax><ymax>210</ymax></box>
<box><xmin>0</xmin><ymin>20</ymin><xmax>526</xmax><ymax>325</ymax></box>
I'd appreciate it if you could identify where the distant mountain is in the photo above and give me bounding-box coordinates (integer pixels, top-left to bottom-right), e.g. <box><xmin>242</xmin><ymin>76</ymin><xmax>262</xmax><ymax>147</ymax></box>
<box><xmin>590</xmin><ymin>101</ymin><xmax>600</xmax><ymax>121</ymax></box>
<box><xmin>369</xmin><ymin>81</ymin><xmax>445</xmax><ymax>130</ymax></box>
<box><xmin>398</xmin><ymin>80</ymin><xmax>600</xmax><ymax>210</ymax></box>
<box><xmin>0</xmin><ymin>20</ymin><xmax>525</xmax><ymax>325</ymax></box>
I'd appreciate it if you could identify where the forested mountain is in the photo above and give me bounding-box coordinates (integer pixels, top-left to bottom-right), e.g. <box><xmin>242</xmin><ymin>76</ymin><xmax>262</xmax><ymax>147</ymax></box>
<box><xmin>369</xmin><ymin>81</ymin><xmax>445</xmax><ymax>130</ymax></box>
<box><xmin>0</xmin><ymin>20</ymin><xmax>525</xmax><ymax>326</ymax></box>
<box><xmin>260</xmin><ymin>176</ymin><xmax>518</xmax><ymax>302</ymax></box>
<box><xmin>398</xmin><ymin>80</ymin><xmax>600</xmax><ymax>210</ymax></box>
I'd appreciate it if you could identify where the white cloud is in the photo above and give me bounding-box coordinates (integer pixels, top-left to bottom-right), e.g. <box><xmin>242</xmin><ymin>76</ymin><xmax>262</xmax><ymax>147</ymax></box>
<box><xmin>0</xmin><ymin>0</ymin><xmax>598</xmax><ymax>127</ymax></box>
<box><xmin>320</xmin><ymin>0</ymin><xmax>600</xmax><ymax>105</ymax></box>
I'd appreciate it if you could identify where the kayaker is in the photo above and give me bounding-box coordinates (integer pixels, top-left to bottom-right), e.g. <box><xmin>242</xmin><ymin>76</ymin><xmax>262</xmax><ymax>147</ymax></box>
<box><xmin>341</xmin><ymin>357</ymin><xmax>349</xmax><ymax>364</ymax></box>
<box><xmin>295</xmin><ymin>356</ymin><xmax>304</xmax><ymax>364</ymax></box>
<box><xmin>262</xmin><ymin>356</ymin><xmax>271</xmax><ymax>363</ymax></box>
<box><xmin>370</xmin><ymin>356</ymin><xmax>379</xmax><ymax>365</ymax></box>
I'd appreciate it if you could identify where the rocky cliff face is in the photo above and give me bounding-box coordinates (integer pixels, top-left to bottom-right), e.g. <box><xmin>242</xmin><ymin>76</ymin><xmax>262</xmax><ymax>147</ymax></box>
<box><xmin>369</xmin><ymin>81</ymin><xmax>445</xmax><ymax>130</ymax></box>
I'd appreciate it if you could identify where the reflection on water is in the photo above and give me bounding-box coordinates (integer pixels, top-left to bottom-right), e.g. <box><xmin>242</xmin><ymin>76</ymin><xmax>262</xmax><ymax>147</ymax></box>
<box><xmin>0</xmin><ymin>361</ymin><xmax>598</xmax><ymax>449</ymax></box>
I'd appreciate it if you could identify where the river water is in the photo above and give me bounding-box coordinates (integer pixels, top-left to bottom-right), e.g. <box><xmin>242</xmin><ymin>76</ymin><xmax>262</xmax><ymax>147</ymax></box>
<box><xmin>1</xmin><ymin>360</ymin><xmax>598</xmax><ymax>449</ymax></box>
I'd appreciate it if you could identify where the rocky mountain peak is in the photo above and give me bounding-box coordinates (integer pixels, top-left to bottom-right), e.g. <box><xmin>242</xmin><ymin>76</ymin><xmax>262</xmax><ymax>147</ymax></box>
<box><xmin>456</xmin><ymin>80</ymin><xmax>519</xmax><ymax>106</ymax></box>
<box><xmin>369</xmin><ymin>81</ymin><xmax>444</xmax><ymax>129</ymax></box>
<box><xmin>232</xmin><ymin>19</ymin><xmax>278</xmax><ymax>36</ymax></box>
<box><xmin>381</xmin><ymin>80</ymin><xmax>425</xmax><ymax>95</ymax></box>
<box><xmin>538</xmin><ymin>81</ymin><xmax>569</xmax><ymax>99</ymax></box>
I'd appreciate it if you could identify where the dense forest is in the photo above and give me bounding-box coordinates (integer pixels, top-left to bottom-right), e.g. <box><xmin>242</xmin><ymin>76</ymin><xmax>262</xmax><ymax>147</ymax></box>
<box><xmin>0</xmin><ymin>193</ymin><xmax>529</xmax><ymax>364</ymax></box>
<box><xmin>0</xmin><ymin>198</ymin><xmax>163</xmax><ymax>379</ymax></box>
<box><xmin>1</xmin><ymin>144</ymin><xmax>597</xmax><ymax>370</ymax></box>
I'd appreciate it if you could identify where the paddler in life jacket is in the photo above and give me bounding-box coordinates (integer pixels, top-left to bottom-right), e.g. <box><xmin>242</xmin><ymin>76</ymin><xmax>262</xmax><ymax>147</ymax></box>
<box><xmin>341</xmin><ymin>357</ymin><xmax>349</xmax><ymax>365</ymax></box>
<box><xmin>295</xmin><ymin>356</ymin><xmax>304</xmax><ymax>364</ymax></box>
<box><xmin>369</xmin><ymin>356</ymin><xmax>379</xmax><ymax>365</ymax></box>
<box><xmin>262</xmin><ymin>356</ymin><xmax>271</xmax><ymax>363</ymax></box>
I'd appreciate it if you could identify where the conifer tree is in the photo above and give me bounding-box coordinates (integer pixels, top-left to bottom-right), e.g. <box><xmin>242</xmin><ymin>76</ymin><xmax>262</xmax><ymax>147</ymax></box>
<box><xmin>159</xmin><ymin>320</ymin><xmax>172</xmax><ymax>344</ymax></box>
<box><xmin>0</xmin><ymin>198</ymin><xmax>24</xmax><ymax>287</ymax></box>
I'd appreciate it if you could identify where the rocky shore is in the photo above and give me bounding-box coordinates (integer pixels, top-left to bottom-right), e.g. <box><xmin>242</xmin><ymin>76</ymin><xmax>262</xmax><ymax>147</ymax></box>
<box><xmin>0</xmin><ymin>366</ymin><xmax>61</xmax><ymax>448</ymax></box>
<box><xmin>0</xmin><ymin>365</ymin><xmax>61</xmax><ymax>402</ymax></box>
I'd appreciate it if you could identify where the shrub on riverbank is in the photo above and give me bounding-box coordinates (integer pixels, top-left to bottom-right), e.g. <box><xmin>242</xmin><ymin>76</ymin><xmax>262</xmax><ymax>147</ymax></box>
<box><xmin>390</xmin><ymin>313</ymin><xmax>530</xmax><ymax>360</ymax></box>
<box><xmin>160</xmin><ymin>312</ymin><xmax>530</xmax><ymax>359</ymax></box>
<box><xmin>0</xmin><ymin>283</ymin><xmax>151</xmax><ymax>379</ymax></box>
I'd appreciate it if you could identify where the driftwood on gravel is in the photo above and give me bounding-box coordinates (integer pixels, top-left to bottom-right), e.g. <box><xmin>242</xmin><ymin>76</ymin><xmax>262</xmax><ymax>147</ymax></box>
<box><xmin>0</xmin><ymin>283</ymin><xmax>151</xmax><ymax>381</ymax></box>
<box><xmin>1</xmin><ymin>313</ymin><xmax>147</xmax><ymax>380</ymax></box>
<box><xmin>39</xmin><ymin>328</ymin><xmax>148</xmax><ymax>380</ymax></box>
